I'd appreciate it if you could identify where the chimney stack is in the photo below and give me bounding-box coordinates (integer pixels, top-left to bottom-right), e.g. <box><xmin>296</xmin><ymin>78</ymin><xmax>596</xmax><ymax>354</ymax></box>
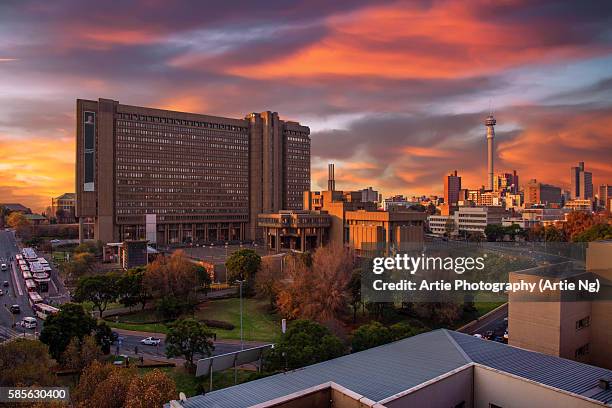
<box><xmin>328</xmin><ymin>163</ymin><xmax>335</xmax><ymax>191</ymax></box>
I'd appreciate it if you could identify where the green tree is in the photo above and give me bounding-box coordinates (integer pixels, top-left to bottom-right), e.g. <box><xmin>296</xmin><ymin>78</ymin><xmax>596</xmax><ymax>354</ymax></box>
<box><xmin>0</xmin><ymin>339</ymin><xmax>55</xmax><ymax>386</ymax></box>
<box><xmin>225</xmin><ymin>248</ymin><xmax>261</xmax><ymax>285</ymax></box>
<box><xmin>484</xmin><ymin>224</ymin><xmax>505</xmax><ymax>241</ymax></box>
<box><xmin>155</xmin><ymin>295</ymin><xmax>196</xmax><ymax>320</ymax></box>
<box><xmin>117</xmin><ymin>267</ymin><xmax>150</xmax><ymax>310</ymax></box>
<box><xmin>195</xmin><ymin>265</ymin><xmax>212</xmax><ymax>295</ymax></box>
<box><xmin>62</xmin><ymin>252</ymin><xmax>95</xmax><ymax>281</ymax></box>
<box><xmin>165</xmin><ymin>318</ymin><xmax>215</xmax><ymax>372</ymax></box>
<box><xmin>73</xmin><ymin>273</ymin><xmax>119</xmax><ymax>317</ymax></box>
<box><xmin>265</xmin><ymin>320</ymin><xmax>346</xmax><ymax>371</ymax></box>
<box><xmin>444</xmin><ymin>218</ymin><xmax>456</xmax><ymax>237</ymax></box>
<box><xmin>348</xmin><ymin>270</ymin><xmax>362</xmax><ymax>323</ymax></box>
<box><xmin>544</xmin><ymin>225</ymin><xmax>564</xmax><ymax>242</ymax></box>
<box><xmin>94</xmin><ymin>322</ymin><xmax>114</xmax><ymax>355</ymax></box>
<box><xmin>39</xmin><ymin>303</ymin><xmax>97</xmax><ymax>360</ymax></box>
<box><xmin>351</xmin><ymin>321</ymin><xmax>392</xmax><ymax>352</ymax></box>
<box><xmin>573</xmin><ymin>223</ymin><xmax>612</xmax><ymax>242</ymax></box>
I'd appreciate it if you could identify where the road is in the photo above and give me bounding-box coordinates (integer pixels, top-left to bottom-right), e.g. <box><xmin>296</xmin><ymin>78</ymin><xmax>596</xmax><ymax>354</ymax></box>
<box><xmin>112</xmin><ymin>328</ymin><xmax>267</xmax><ymax>362</ymax></box>
<box><xmin>0</xmin><ymin>230</ymin><xmax>35</xmax><ymax>340</ymax></box>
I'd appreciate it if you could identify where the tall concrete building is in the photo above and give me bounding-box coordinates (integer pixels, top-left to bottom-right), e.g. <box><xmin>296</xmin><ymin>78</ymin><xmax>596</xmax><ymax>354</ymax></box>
<box><xmin>444</xmin><ymin>170</ymin><xmax>461</xmax><ymax>205</ymax></box>
<box><xmin>571</xmin><ymin>161</ymin><xmax>593</xmax><ymax>200</ymax></box>
<box><xmin>598</xmin><ymin>184</ymin><xmax>612</xmax><ymax>209</ymax></box>
<box><xmin>525</xmin><ymin>179</ymin><xmax>562</xmax><ymax>205</ymax></box>
<box><xmin>76</xmin><ymin>98</ymin><xmax>310</xmax><ymax>245</ymax></box>
<box><xmin>485</xmin><ymin>113</ymin><xmax>496</xmax><ymax>190</ymax></box>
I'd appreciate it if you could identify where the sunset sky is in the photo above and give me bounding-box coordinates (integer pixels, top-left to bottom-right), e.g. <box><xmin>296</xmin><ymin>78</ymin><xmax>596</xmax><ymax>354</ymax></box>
<box><xmin>1</xmin><ymin>0</ymin><xmax>612</xmax><ymax>212</ymax></box>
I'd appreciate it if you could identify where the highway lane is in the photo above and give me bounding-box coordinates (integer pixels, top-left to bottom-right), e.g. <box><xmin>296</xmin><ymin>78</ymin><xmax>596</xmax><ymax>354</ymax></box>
<box><xmin>112</xmin><ymin>328</ymin><xmax>266</xmax><ymax>361</ymax></box>
<box><xmin>0</xmin><ymin>230</ymin><xmax>36</xmax><ymax>336</ymax></box>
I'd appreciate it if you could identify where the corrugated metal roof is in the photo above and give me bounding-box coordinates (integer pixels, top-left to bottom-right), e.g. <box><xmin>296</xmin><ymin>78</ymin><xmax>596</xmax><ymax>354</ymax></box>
<box><xmin>178</xmin><ymin>329</ymin><xmax>612</xmax><ymax>407</ymax></box>
<box><xmin>448</xmin><ymin>331</ymin><xmax>612</xmax><ymax>405</ymax></box>
<box><xmin>181</xmin><ymin>330</ymin><xmax>468</xmax><ymax>408</ymax></box>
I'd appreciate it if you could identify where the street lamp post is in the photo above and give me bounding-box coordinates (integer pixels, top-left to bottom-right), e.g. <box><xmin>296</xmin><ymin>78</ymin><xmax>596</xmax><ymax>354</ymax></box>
<box><xmin>238</xmin><ymin>279</ymin><xmax>244</xmax><ymax>350</ymax></box>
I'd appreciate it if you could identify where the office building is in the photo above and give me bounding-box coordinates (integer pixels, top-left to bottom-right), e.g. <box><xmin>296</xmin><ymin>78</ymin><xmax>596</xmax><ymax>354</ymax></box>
<box><xmin>261</xmin><ymin>166</ymin><xmax>425</xmax><ymax>254</ymax></box>
<box><xmin>258</xmin><ymin>211</ymin><xmax>330</xmax><ymax>252</ymax></box>
<box><xmin>564</xmin><ymin>199</ymin><xmax>594</xmax><ymax>212</ymax></box>
<box><xmin>493</xmin><ymin>170</ymin><xmax>519</xmax><ymax>194</ymax></box>
<box><xmin>51</xmin><ymin>193</ymin><xmax>76</xmax><ymax>224</ymax></box>
<box><xmin>75</xmin><ymin>99</ymin><xmax>310</xmax><ymax>245</ymax></box>
<box><xmin>525</xmin><ymin>179</ymin><xmax>562</xmax><ymax>205</ymax></box>
<box><xmin>509</xmin><ymin>241</ymin><xmax>612</xmax><ymax>370</ymax></box>
<box><xmin>598</xmin><ymin>184</ymin><xmax>612</xmax><ymax>210</ymax></box>
<box><xmin>428</xmin><ymin>206</ymin><xmax>508</xmax><ymax>237</ymax></box>
<box><xmin>359</xmin><ymin>186</ymin><xmax>380</xmax><ymax>204</ymax></box>
<box><xmin>171</xmin><ymin>329</ymin><xmax>612</xmax><ymax>408</ymax></box>
<box><xmin>444</xmin><ymin>170</ymin><xmax>461</xmax><ymax>206</ymax></box>
<box><xmin>571</xmin><ymin>162</ymin><xmax>594</xmax><ymax>200</ymax></box>
<box><xmin>381</xmin><ymin>195</ymin><xmax>418</xmax><ymax>211</ymax></box>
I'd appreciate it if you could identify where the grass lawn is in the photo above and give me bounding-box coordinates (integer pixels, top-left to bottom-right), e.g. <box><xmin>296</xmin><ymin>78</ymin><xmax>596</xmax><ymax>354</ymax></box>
<box><xmin>194</xmin><ymin>298</ymin><xmax>280</xmax><ymax>342</ymax></box>
<box><xmin>105</xmin><ymin>297</ymin><xmax>280</xmax><ymax>342</ymax></box>
<box><xmin>141</xmin><ymin>366</ymin><xmax>263</xmax><ymax>397</ymax></box>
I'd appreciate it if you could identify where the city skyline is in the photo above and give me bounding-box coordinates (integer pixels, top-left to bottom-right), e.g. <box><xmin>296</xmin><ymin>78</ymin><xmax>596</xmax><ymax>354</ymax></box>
<box><xmin>2</xmin><ymin>0</ymin><xmax>612</xmax><ymax>212</ymax></box>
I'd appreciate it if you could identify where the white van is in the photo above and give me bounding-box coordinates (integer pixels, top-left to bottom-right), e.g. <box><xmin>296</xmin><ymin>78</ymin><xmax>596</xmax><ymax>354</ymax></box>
<box><xmin>21</xmin><ymin>317</ymin><xmax>37</xmax><ymax>329</ymax></box>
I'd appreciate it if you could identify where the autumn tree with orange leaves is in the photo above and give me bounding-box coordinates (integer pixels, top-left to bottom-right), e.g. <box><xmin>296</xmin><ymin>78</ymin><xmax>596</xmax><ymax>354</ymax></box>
<box><xmin>276</xmin><ymin>245</ymin><xmax>356</xmax><ymax>326</ymax></box>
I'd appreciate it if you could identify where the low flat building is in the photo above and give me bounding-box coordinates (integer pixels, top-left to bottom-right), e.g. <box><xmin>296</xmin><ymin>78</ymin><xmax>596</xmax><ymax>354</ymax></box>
<box><xmin>564</xmin><ymin>199</ymin><xmax>594</xmax><ymax>212</ymax></box>
<box><xmin>345</xmin><ymin>208</ymin><xmax>425</xmax><ymax>255</ymax></box>
<box><xmin>258</xmin><ymin>210</ymin><xmax>330</xmax><ymax>252</ymax></box>
<box><xmin>169</xmin><ymin>329</ymin><xmax>612</xmax><ymax>408</ymax></box>
<box><xmin>428</xmin><ymin>206</ymin><xmax>508</xmax><ymax>237</ymax></box>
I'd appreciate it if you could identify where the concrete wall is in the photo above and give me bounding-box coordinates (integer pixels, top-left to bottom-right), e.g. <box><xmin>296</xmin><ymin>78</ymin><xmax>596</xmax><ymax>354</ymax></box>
<box><xmin>473</xmin><ymin>365</ymin><xmax>604</xmax><ymax>408</ymax></box>
<box><xmin>384</xmin><ymin>367</ymin><xmax>473</xmax><ymax>408</ymax></box>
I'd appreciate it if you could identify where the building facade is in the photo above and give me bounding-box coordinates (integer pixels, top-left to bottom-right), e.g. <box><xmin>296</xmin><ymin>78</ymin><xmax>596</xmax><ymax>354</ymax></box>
<box><xmin>75</xmin><ymin>98</ymin><xmax>310</xmax><ymax>245</ymax></box>
<box><xmin>258</xmin><ymin>211</ymin><xmax>330</xmax><ymax>252</ymax></box>
<box><xmin>571</xmin><ymin>161</ymin><xmax>593</xmax><ymax>200</ymax></box>
<box><xmin>525</xmin><ymin>179</ymin><xmax>562</xmax><ymax>205</ymax></box>
<box><xmin>51</xmin><ymin>193</ymin><xmax>76</xmax><ymax>224</ymax></box>
<box><xmin>428</xmin><ymin>206</ymin><xmax>508</xmax><ymax>237</ymax></box>
<box><xmin>444</xmin><ymin>170</ymin><xmax>461</xmax><ymax>206</ymax></box>
<box><xmin>598</xmin><ymin>184</ymin><xmax>612</xmax><ymax>210</ymax></box>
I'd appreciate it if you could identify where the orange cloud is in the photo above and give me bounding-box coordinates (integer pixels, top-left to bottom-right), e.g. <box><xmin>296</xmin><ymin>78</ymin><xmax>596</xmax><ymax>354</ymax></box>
<box><xmin>0</xmin><ymin>135</ymin><xmax>75</xmax><ymax>212</ymax></box>
<box><xmin>225</xmin><ymin>2</ymin><xmax>604</xmax><ymax>80</ymax></box>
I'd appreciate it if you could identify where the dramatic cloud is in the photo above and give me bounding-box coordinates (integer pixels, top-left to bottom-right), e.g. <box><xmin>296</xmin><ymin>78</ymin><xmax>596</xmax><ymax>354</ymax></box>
<box><xmin>1</xmin><ymin>0</ymin><xmax>612</xmax><ymax>211</ymax></box>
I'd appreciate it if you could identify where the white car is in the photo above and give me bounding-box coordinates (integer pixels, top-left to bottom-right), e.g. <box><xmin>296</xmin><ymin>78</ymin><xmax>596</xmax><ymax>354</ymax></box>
<box><xmin>140</xmin><ymin>337</ymin><xmax>161</xmax><ymax>346</ymax></box>
<box><xmin>0</xmin><ymin>263</ymin><xmax>7</xmax><ymax>271</ymax></box>
<box><xmin>21</xmin><ymin>317</ymin><xmax>37</xmax><ymax>329</ymax></box>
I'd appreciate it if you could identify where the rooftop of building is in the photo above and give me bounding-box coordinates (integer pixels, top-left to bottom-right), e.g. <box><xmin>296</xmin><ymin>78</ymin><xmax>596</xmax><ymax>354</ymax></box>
<box><xmin>173</xmin><ymin>329</ymin><xmax>612</xmax><ymax>407</ymax></box>
<box><xmin>53</xmin><ymin>192</ymin><xmax>75</xmax><ymax>200</ymax></box>
<box><xmin>0</xmin><ymin>203</ymin><xmax>31</xmax><ymax>213</ymax></box>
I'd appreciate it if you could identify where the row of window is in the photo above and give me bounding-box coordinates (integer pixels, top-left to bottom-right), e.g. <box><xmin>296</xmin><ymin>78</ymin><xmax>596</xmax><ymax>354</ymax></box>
<box><xmin>116</xmin><ymin>115</ymin><xmax>249</xmax><ymax>133</ymax></box>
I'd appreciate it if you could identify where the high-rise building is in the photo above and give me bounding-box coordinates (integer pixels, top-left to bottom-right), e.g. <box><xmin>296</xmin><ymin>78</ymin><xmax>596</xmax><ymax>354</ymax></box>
<box><xmin>493</xmin><ymin>170</ymin><xmax>519</xmax><ymax>194</ymax></box>
<box><xmin>598</xmin><ymin>184</ymin><xmax>612</xmax><ymax>209</ymax></box>
<box><xmin>525</xmin><ymin>179</ymin><xmax>562</xmax><ymax>205</ymax></box>
<box><xmin>75</xmin><ymin>98</ymin><xmax>310</xmax><ymax>245</ymax></box>
<box><xmin>485</xmin><ymin>113</ymin><xmax>496</xmax><ymax>190</ymax></box>
<box><xmin>570</xmin><ymin>162</ymin><xmax>593</xmax><ymax>200</ymax></box>
<box><xmin>444</xmin><ymin>170</ymin><xmax>461</xmax><ymax>205</ymax></box>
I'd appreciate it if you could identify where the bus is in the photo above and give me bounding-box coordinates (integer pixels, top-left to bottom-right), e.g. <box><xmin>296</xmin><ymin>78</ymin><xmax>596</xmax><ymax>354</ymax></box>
<box><xmin>28</xmin><ymin>291</ymin><xmax>43</xmax><ymax>306</ymax></box>
<box><xmin>33</xmin><ymin>303</ymin><xmax>59</xmax><ymax>320</ymax></box>
<box><xmin>24</xmin><ymin>279</ymin><xmax>37</xmax><ymax>293</ymax></box>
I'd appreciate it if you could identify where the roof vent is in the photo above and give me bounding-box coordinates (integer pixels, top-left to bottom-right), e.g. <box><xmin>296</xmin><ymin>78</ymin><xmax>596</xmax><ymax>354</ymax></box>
<box><xmin>599</xmin><ymin>377</ymin><xmax>611</xmax><ymax>390</ymax></box>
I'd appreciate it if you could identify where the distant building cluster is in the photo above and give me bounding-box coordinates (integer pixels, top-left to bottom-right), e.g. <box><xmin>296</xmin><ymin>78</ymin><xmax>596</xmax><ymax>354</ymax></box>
<box><xmin>422</xmin><ymin>114</ymin><xmax>610</xmax><ymax>238</ymax></box>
